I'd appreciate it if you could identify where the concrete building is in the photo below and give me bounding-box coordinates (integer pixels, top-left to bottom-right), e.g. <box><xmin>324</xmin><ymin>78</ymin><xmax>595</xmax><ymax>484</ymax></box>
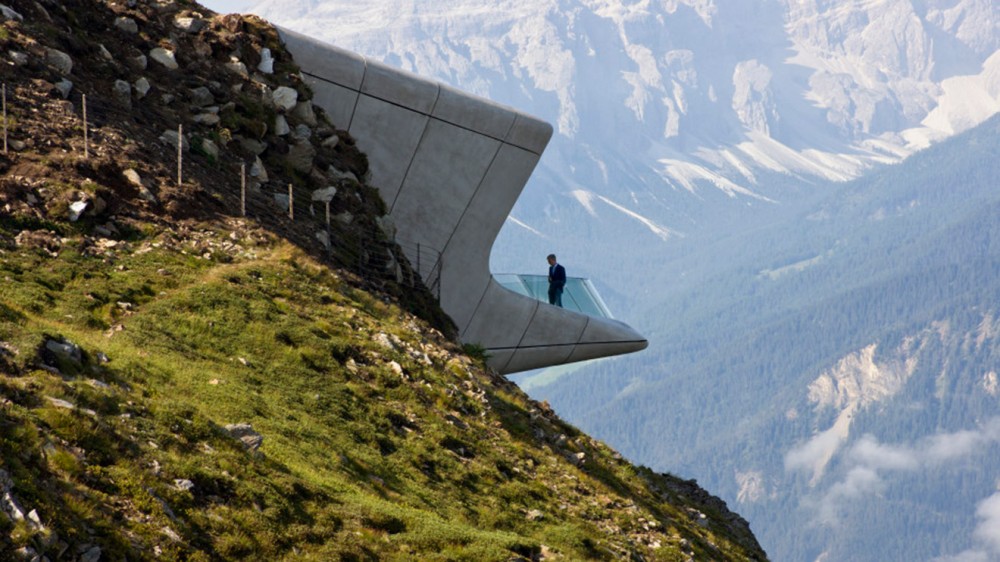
<box><xmin>279</xmin><ymin>28</ymin><xmax>647</xmax><ymax>374</ymax></box>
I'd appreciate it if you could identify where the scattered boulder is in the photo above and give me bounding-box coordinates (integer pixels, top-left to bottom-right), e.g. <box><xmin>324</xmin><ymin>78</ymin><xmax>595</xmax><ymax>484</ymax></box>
<box><xmin>45</xmin><ymin>338</ymin><xmax>83</xmax><ymax>365</ymax></box>
<box><xmin>189</xmin><ymin>86</ymin><xmax>214</xmax><ymax>108</ymax></box>
<box><xmin>311</xmin><ymin>186</ymin><xmax>337</xmax><ymax>203</ymax></box>
<box><xmin>329</xmin><ymin>165</ymin><xmax>359</xmax><ymax>184</ymax></box>
<box><xmin>149</xmin><ymin>48</ymin><xmax>179</xmax><ymax>70</ymax></box>
<box><xmin>160</xmin><ymin>129</ymin><xmax>189</xmax><ymax>152</ymax></box>
<box><xmin>8</xmin><ymin>51</ymin><xmax>28</xmax><ymax>66</ymax></box>
<box><xmin>45</xmin><ymin>48</ymin><xmax>73</xmax><ymax>75</ymax></box>
<box><xmin>257</xmin><ymin>48</ymin><xmax>274</xmax><ymax>74</ymax></box>
<box><xmin>249</xmin><ymin>156</ymin><xmax>269</xmax><ymax>183</ymax></box>
<box><xmin>68</xmin><ymin>200</ymin><xmax>89</xmax><ymax>222</ymax></box>
<box><xmin>129</xmin><ymin>54</ymin><xmax>148</xmax><ymax>71</ymax></box>
<box><xmin>200</xmin><ymin>138</ymin><xmax>219</xmax><ymax>160</ymax></box>
<box><xmin>54</xmin><ymin>79</ymin><xmax>73</xmax><ymax>99</ymax></box>
<box><xmin>98</xmin><ymin>44</ymin><xmax>114</xmax><ymax>62</ymax></box>
<box><xmin>224</xmin><ymin>423</ymin><xmax>263</xmax><ymax>452</ymax></box>
<box><xmin>114</xmin><ymin>16</ymin><xmax>138</xmax><ymax>34</ymax></box>
<box><xmin>274</xmin><ymin>114</ymin><xmax>290</xmax><ymax>136</ymax></box>
<box><xmin>113</xmin><ymin>79</ymin><xmax>132</xmax><ymax>108</ymax></box>
<box><xmin>271</xmin><ymin>86</ymin><xmax>298</xmax><ymax>112</ymax></box>
<box><xmin>123</xmin><ymin>168</ymin><xmax>158</xmax><ymax>203</ymax></box>
<box><xmin>174</xmin><ymin>16</ymin><xmax>206</xmax><ymax>34</ymax></box>
<box><xmin>287</xmin><ymin>141</ymin><xmax>316</xmax><ymax>174</ymax></box>
<box><xmin>291</xmin><ymin>100</ymin><xmax>318</xmax><ymax>127</ymax></box>
<box><xmin>0</xmin><ymin>3</ymin><xmax>23</xmax><ymax>21</ymax></box>
<box><xmin>174</xmin><ymin>479</ymin><xmax>194</xmax><ymax>492</ymax></box>
<box><xmin>321</xmin><ymin>134</ymin><xmax>340</xmax><ymax>148</ymax></box>
<box><xmin>225</xmin><ymin>60</ymin><xmax>249</xmax><ymax>78</ymax></box>
<box><xmin>134</xmin><ymin>77</ymin><xmax>151</xmax><ymax>98</ymax></box>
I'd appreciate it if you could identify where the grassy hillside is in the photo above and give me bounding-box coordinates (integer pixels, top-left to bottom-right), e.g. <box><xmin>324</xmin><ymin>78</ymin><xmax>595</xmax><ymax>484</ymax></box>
<box><xmin>0</xmin><ymin>0</ymin><xmax>765</xmax><ymax>560</ymax></box>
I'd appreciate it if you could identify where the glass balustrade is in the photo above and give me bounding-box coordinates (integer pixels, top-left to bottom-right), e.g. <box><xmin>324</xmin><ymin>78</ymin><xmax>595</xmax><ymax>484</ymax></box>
<box><xmin>494</xmin><ymin>274</ymin><xmax>614</xmax><ymax>319</ymax></box>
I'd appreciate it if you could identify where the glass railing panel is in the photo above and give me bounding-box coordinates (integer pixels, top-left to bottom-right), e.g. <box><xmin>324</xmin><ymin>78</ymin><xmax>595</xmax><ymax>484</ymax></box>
<box><xmin>494</xmin><ymin>274</ymin><xmax>614</xmax><ymax>319</ymax></box>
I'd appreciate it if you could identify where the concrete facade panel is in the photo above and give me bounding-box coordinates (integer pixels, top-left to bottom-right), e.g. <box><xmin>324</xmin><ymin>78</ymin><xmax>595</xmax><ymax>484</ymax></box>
<box><xmin>361</xmin><ymin>60</ymin><xmax>439</xmax><ymax>114</ymax></box>
<box><xmin>349</xmin><ymin>95</ymin><xmax>429</xmax><ymax>204</ymax></box>
<box><xmin>447</xmin><ymin>144</ymin><xmax>539</xmax><ymax>261</ymax></box>
<box><xmin>433</xmin><ymin>84</ymin><xmax>517</xmax><ymax>140</ymax></box>
<box><xmin>504</xmin><ymin>345</ymin><xmax>576</xmax><ymax>374</ymax></box>
<box><xmin>302</xmin><ymin>75</ymin><xmax>358</xmax><ymax>131</ymax></box>
<box><xmin>577</xmin><ymin>317</ymin><xmax>648</xmax><ymax>346</ymax></box>
<box><xmin>505</xmin><ymin>114</ymin><xmax>554</xmax><ymax>155</ymax></box>
<box><xmin>484</xmin><ymin>349</ymin><xmax>517</xmax><ymax>374</ymax></box>
<box><xmin>462</xmin><ymin>280</ymin><xmax>539</xmax><ymax>348</ymax></box>
<box><xmin>519</xmin><ymin>305</ymin><xmax>589</xmax><ymax>348</ymax></box>
<box><xmin>278</xmin><ymin>28</ymin><xmax>365</xmax><ymax>89</ymax></box>
<box><xmin>565</xmin><ymin>341</ymin><xmax>648</xmax><ymax>364</ymax></box>
<box><xmin>390</xmin><ymin>119</ymin><xmax>502</xmax><ymax>248</ymax></box>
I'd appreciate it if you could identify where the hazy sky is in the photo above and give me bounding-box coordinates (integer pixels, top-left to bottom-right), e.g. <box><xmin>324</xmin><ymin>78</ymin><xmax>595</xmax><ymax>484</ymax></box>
<box><xmin>199</xmin><ymin>0</ymin><xmax>256</xmax><ymax>13</ymax></box>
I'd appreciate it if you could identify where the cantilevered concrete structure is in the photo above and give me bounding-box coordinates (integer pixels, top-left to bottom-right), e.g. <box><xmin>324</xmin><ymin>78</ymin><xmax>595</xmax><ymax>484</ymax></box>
<box><xmin>279</xmin><ymin>28</ymin><xmax>647</xmax><ymax>374</ymax></box>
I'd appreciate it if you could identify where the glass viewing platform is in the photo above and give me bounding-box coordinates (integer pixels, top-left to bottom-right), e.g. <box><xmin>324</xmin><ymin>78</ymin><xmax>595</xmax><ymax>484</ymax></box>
<box><xmin>495</xmin><ymin>274</ymin><xmax>614</xmax><ymax>319</ymax></box>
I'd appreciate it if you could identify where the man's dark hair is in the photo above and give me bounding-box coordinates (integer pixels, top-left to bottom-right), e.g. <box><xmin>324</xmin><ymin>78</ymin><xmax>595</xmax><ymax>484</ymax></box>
<box><xmin>547</xmin><ymin>254</ymin><xmax>556</xmax><ymax>260</ymax></box>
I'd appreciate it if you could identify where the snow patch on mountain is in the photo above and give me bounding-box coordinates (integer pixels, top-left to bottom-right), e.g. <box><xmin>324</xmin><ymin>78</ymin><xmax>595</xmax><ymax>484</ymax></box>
<box><xmin>223</xmin><ymin>0</ymin><xmax>1000</xmax><ymax>233</ymax></box>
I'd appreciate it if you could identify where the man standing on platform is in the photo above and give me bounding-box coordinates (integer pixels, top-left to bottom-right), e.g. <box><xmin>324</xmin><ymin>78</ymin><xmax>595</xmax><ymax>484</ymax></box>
<box><xmin>547</xmin><ymin>254</ymin><xmax>566</xmax><ymax>307</ymax></box>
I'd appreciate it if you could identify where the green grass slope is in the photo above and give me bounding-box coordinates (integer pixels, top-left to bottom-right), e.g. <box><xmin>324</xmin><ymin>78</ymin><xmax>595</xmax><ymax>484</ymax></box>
<box><xmin>0</xmin><ymin>219</ymin><xmax>764</xmax><ymax>561</ymax></box>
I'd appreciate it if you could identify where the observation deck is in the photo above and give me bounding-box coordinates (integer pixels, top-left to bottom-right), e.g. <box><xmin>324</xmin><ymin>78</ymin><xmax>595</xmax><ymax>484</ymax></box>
<box><xmin>278</xmin><ymin>28</ymin><xmax>648</xmax><ymax>373</ymax></box>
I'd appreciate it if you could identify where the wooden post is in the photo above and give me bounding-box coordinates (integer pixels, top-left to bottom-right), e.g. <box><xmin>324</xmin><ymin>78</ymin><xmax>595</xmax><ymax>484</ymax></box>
<box><xmin>82</xmin><ymin>94</ymin><xmax>89</xmax><ymax>159</ymax></box>
<box><xmin>176</xmin><ymin>124</ymin><xmax>183</xmax><ymax>187</ymax></box>
<box><xmin>288</xmin><ymin>183</ymin><xmax>294</xmax><ymax>220</ymax></box>
<box><xmin>240</xmin><ymin>163</ymin><xmax>246</xmax><ymax>217</ymax></box>
<box><xmin>2</xmin><ymin>83</ymin><xmax>7</xmax><ymax>155</ymax></box>
<box><xmin>325</xmin><ymin>200</ymin><xmax>331</xmax><ymax>228</ymax></box>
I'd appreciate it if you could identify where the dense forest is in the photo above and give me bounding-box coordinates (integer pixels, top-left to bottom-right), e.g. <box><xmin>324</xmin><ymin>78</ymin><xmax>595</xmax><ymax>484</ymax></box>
<box><xmin>516</xmin><ymin>113</ymin><xmax>1000</xmax><ymax>561</ymax></box>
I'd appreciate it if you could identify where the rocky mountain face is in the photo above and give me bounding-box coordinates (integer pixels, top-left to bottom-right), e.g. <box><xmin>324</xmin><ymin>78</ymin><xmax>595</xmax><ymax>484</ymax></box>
<box><xmin>239</xmin><ymin>0</ymin><xmax>998</xmax><ymax>246</ymax></box>
<box><xmin>0</xmin><ymin>1</ymin><xmax>767</xmax><ymax>560</ymax></box>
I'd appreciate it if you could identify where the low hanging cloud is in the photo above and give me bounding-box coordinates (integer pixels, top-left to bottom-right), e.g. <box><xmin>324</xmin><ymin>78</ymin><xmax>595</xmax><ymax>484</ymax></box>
<box><xmin>787</xmin><ymin>417</ymin><xmax>1000</xmax><ymax>537</ymax></box>
<box><xmin>932</xmin><ymin>491</ymin><xmax>1000</xmax><ymax>562</ymax></box>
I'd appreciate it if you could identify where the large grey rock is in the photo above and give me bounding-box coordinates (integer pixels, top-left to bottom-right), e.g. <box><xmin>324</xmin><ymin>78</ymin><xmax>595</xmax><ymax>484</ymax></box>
<box><xmin>98</xmin><ymin>44</ymin><xmax>114</xmax><ymax>62</ymax></box>
<box><xmin>134</xmin><ymin>77</ymin><xmax>151</xmax><ymax>99</ymax></box>
<box><xmin>249</xmin><ymin>156</ymin><xmax>268</xmax><ymax>183</ymax></box>
<box><xmin>113</xmin><ymin>79</ymin><xmax>132</xmax><ymax>108</ymax></box>
<box><xmin>328</xmin><ymin>165</ymin><xmax>359</xmax><ymax>184</ymax></box>
<box><xmin>68</xmin><ymin>201</ymin><xmax>88</xmax><ymax>222</ymax></box>
<box><xmin>124</xmin><ymin>169</ymin><xmax>158</xmax><ymax>203</ymax></box>
<box><xmin>291</xmin><ymin>100</ymin><xmax>318</xmax><ymax>127</ymax></box>
<box><xmin>193</xmin><ymin>112</ymin><xmax>220</xmax><ymax>126</ymax></box>
<box><xmin>311</xmin><ymin>186</ymin><xmax>337</xmax><ymax>203</ymax></box>
<box><xmin>159</xmin><ymin>129</ymin><xmax>189</xmax><ymax>152</ymax></box>
<box><xmin>257</xmin><ymin>48</ymin><xmax>274</xmax><ymax>74</ymax></box>
<box><xmin>45</xmin><ymin>338</ymin><xmax>82</xmax><ymax>364</ymax></box>
<box><xmin>54</xmin><ymin>80</ymin><xmax>73</xmax><ymax>100</ymax></box>
<box><xmin>273</xmin><ymin>114</ymin><xmax>290</xmax><ymax>136</ymax></box>
<box><xmin>236</xmin><ymin>136</ymin><xmax>267</xmax><ymax>156</ymax></box>
<box><xmin>129</xmin><ymin>54</ymin><xmax>148</xmax><ymax>71</ymax></box>
<box><xmin>200</xmin><ymin>138</ymin><xmax>219</xmax><ymax>160</ymax></box>
<box><xmin>114</xmin><ymin>16</ymin><xmax>138</xmax><ymax>34</ymax></box>
<box><xmin>0</xmin><ymin>4</ymin><xmax>23</xmax><ymax>21</ymax></box>
<box><xmin>271</xmin><ymin>86</ymin><xmax>298</xmax><ymax>112</ymax></box>
<box><xmin>224</xmin><ymin>423</ymin><xmax>264</xmax><ymax>452</ymax></box>
<box><xmin>174</xmin><ymin>16</ymin><xmax>206</xmax><ymax>33</ymax></box>
<box><xmin>287</xmin><ymin>142</ymin><xmax>316</xmax><ymax>174</ymax></box>
<box><xmin>225</xmin><ymin>61</ymin><xmax>248</xmax><ymax>78</ymax></box>
<box><xmin>8</xmin><ymin>51</ymin><xmax>27</xmax><ymax>66</ymax></box>
<box><xmin>46</xmin><ymin>48</ymin><xmax>73</xmax><ymax>75</ymax></box>
<box><xmin>149</xmin><ymin>48</ymin><xmax>179</xmax><ymax>70</ymax></box>
<box><xmin>189</xmin><ymin>86</ymin><xmax>214</xmax><ymax>107</ymax></box>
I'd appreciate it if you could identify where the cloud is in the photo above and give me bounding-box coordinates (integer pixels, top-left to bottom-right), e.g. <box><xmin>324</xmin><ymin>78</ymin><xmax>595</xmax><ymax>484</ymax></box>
<box><xmin>931</xmin><ymin>491</ymin><xmax>1000</xmax><ymax>562</ymax></box>
<box><xmin>787</xmin><ymin>417</ymin><xmax>1000</xmax><ymax>534</ymax></box>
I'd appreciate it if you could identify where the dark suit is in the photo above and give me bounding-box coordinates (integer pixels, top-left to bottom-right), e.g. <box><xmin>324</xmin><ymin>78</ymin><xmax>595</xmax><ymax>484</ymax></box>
<box><xmin>548</xmin><ymin>263</ymin><xmax>566</xmax><ymax>307</ymax></box>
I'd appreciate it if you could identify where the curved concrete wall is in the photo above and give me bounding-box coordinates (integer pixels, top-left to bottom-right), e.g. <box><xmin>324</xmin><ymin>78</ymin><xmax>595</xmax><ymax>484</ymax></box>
<box><xmin>279</xmin><ymin>28</ymin><xmax>647</xmax><ymax>373</ymax></box>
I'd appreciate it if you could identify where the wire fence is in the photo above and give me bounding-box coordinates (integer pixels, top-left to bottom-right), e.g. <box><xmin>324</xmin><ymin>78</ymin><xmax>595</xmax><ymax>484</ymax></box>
<box><xmin>0</xmin><ymin>81</ymin><xmax>442</xmax><ymax>300</ymax></box>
